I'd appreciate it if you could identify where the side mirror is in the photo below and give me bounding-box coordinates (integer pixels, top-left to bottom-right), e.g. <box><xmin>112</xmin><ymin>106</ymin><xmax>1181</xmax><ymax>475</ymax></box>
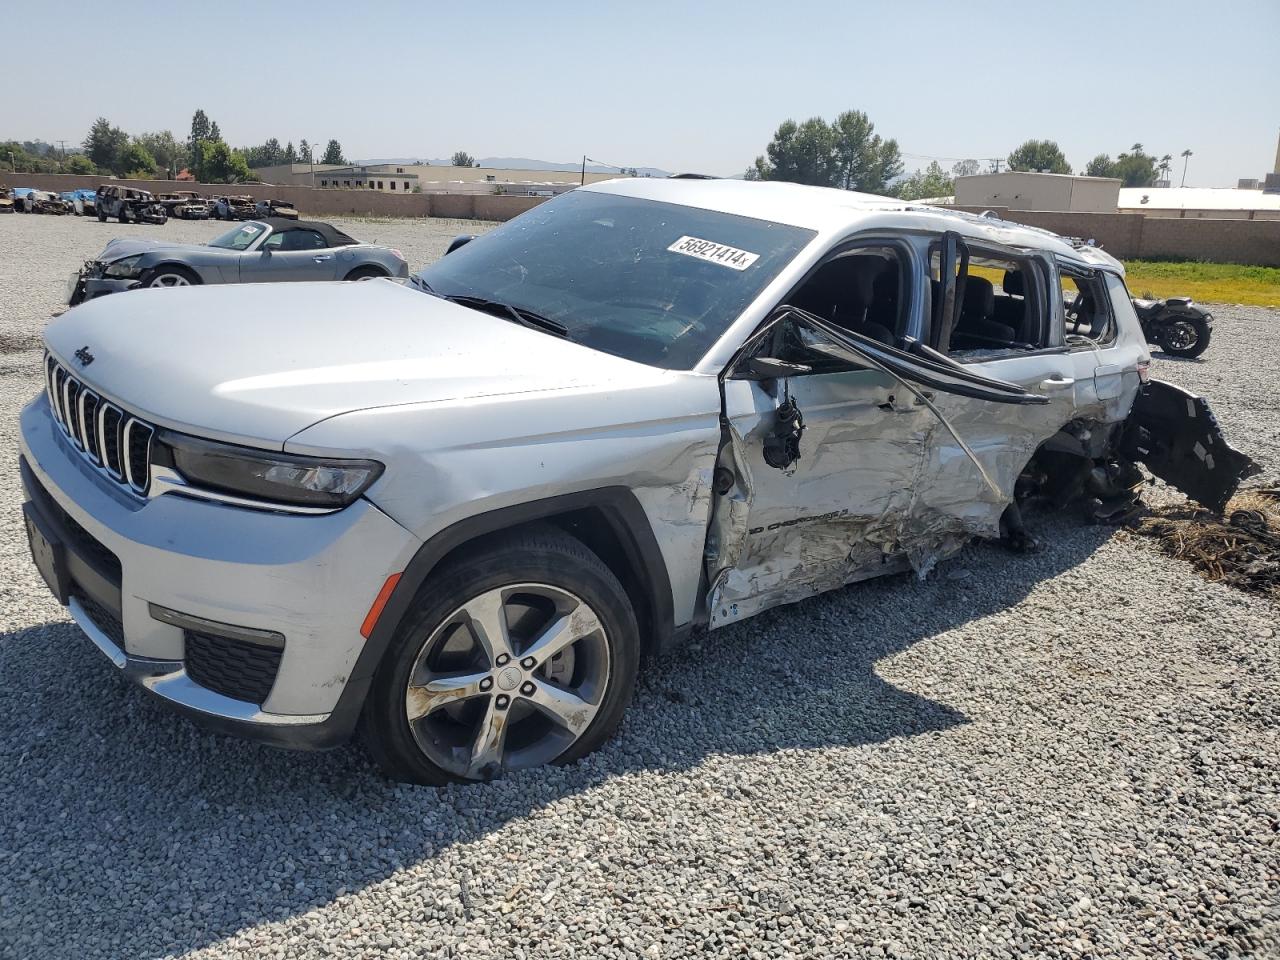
<box><xmin>445</xmin><ymin>234</ymin><xmax>475</xmax><ymax>255</ymax></box>
<box><xmin>742</xmin><ymin>357</ymin><xmax>812</xmax><ymax>380</ymax></box>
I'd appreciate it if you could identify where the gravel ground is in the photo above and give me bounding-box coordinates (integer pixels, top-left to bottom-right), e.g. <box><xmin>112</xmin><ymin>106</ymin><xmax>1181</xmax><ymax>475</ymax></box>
<box><xmin>0</xmin><ymin>214</ymin><xmax>1276</xmax><ymax>960</ymax></box>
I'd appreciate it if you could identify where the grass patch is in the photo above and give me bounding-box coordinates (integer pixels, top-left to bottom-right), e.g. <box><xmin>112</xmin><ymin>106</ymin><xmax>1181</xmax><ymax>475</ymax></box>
<box><xmin>1121</xmin><ymin>260</ymin><xmax>1280</xmax><ymax>307</ymax></box>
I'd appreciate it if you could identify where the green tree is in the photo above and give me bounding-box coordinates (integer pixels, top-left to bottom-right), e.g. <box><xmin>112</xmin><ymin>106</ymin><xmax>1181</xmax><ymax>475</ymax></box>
<box><xmin>1080</xmin><ymin>145</ymin><xmax>1160</xmax><ymax>186</ymax></box>
<box><xmin>746</xmin><ymin>110</ymin><xmax>900</xmax><ymax>192</ymax></box>
<box><xmin>1</xmin><ymin>141</ymin><xmax>55</xmax><ymax>173</ymax></box>
<box><xmin>828</xmin><ymin>109</ymin><xmax>901</xmax><ymax>192</ymax></box>
<box><xmin>189</xmin><ymin>109</ymin><xmax>212</xmax><ymax>174</ymax></box>
<box><xmin>195</xmin><ymin>139</ymin><xmax>250</xmax><ymax>183</ymax></box>
<box><xmin>209</xmin><ymin>120</ymin><xmax>221</xmax><ymax>142</ymax></box>
<box><xmin>119</xmin><ymin>141</ymin><xmax>158</xmax><ymax>179</ymax></box>
<box><xmin>747</xmin><ymin>117</ymin><xmax>838</xmax><ymax>186</ymax></box>
<box><xmin>298</xmin><ymin>139</ymin><xmax>314</xmax><ymax>163</ymax></box>
<box><xmin>1084</xmin><ymin>153</ymin><xmax>1115</xmax><ymax>178</ymax></box>
<box><xmin>951</xmin><ymin>159</ymin><xmax>981</xmax><ymax>178</ymax></box>
<box><xmin>1007</xmin><ymin>139</ymin><xmax>1071</xmax><ymax>174</ymax></box>
<box><xmin>892</xmin><ymin>161</ymin><xmax>954</xmax><ymax>201</ymax></box>
<box><xmin>240</xmin><ymin>138</ymin><xmax>286</xmax><ymax>168</ymax></box>
<box><xmin>451</xmin><ymin>151</ymin><xmax>477</xmax><ymax>167</ymax></box>
<box><xmin>284</xmin><ymin>141</ymin><xmax>296</xmax><ymax>162</ymax></box>
<box><xmin>321</xmin><ymin>139</ymin><xmax>346</xmax><ymax>165</ymax></box>
<box><xmin>83</xmin><ymin>117</ymin><xmax>129</xmax><ymax>173</ymax></box>
<box><xmin>136</xmin><ymin>131</ymin><xmax>185</xmax><ymax>178</ymax></box>
<box><xmin>65</xmin><ymin>154</ymin><xmax>97</xmax><ymax>175</ymax></box>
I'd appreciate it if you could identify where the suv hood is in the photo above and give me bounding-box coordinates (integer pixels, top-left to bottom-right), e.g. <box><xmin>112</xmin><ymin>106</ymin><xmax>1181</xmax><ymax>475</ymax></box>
<box><xmin>44</xmin><ymin>279</ymin><xmax>673</xmax><ymax>448</ymax></box>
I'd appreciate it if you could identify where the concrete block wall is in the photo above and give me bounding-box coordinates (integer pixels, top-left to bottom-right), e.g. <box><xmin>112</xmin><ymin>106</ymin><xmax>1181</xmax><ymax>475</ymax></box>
<box><xmin>9</xmin><ymin>175</ymin><xmax>1278</xmax><ymax>264</ymax></box>
<box><xmin>951</xmin><ymin>205</ymin><xmax>1279</xmax><ymax>267</ymax></box>
<box><xmin>5</xmin><ymin>173</ymin><xmax>548</xmax><ymax>222</ymax></box>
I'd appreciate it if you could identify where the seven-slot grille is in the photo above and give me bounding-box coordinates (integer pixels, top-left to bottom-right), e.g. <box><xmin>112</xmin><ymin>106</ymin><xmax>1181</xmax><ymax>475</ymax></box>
<box><xmin>45</xmin><ymin>352</ymin><xmax>154</xmax><ymax>495</ymax></box>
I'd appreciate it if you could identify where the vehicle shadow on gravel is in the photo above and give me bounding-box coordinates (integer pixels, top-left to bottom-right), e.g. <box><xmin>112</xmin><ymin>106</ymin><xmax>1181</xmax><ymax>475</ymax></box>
<box><xmin>0</xmin><ymin>515</ymin><xmax>1114</xmax><ymax>959</ymax></box>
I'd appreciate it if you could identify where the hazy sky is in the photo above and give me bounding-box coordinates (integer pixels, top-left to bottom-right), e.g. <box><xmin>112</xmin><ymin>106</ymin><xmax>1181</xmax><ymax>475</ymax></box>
<box><xmin>3</xmin><ymin>0</ymin><xmax>1277</xmax><ymax>186</ymax></box>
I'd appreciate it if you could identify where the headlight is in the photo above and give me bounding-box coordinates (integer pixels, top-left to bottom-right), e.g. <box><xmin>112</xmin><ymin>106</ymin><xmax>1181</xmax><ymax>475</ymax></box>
<box><xmin>104</xmin><ymin>255</ymin><xmax>144</xmax><ymax>279</ymax></box>
<box><xmin>157</xmin><ymin>432</ymin><xmax>384</xmax><ymax>509</ymax></box>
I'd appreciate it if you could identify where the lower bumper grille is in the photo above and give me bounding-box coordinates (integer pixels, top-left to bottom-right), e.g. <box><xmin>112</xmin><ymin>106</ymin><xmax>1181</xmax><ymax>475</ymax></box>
<box><xmin>185</xmin><ymin>631</ymin><xmax>283</xmax><ymax>706</ymax></box>
<box><xmin>73</xmin><ymin>587</ymin><xmax>125</xmax><ymax>649</ymax></box>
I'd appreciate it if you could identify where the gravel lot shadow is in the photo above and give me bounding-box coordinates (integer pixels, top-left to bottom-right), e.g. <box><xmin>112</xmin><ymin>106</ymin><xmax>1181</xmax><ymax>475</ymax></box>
<box><xmin>0</xmin><ymin>517</ymin><xmax>1115</xmax><ymax>959</ymax></box>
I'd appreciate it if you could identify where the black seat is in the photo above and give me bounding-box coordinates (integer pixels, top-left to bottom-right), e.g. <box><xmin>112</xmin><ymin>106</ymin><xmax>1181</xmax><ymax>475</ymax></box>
<box><xmin>992</xmin><ymin>268</ymin><xmax>1028</xmax><ymax>338</ymax></box>
<box><xmin>864</xmin><ymin>266</ymin><xmax>900</xmax><ymax>344</ymax></box>
<box><xmin>951</xmin><ymin>276</ymin><xmax>1016</xmax><ymax>349</ymax></box>
<box><xmin>793</xmin><ymin>257</ymin><xmax>895</xmax><ymax>345</ymax></box>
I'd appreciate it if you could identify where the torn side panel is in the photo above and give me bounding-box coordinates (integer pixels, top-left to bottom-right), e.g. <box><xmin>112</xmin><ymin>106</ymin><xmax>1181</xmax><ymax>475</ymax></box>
<box><xmin>1122</xmin><ymin>379</ymin><xmax>1259</xmax><ymax>513</ymax></box>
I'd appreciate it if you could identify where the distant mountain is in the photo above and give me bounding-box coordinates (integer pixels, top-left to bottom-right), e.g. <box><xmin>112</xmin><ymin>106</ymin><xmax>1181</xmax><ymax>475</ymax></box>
<box><xmin>364</xmin><ymin>156</ymin><xmax>672</xmax><ymax>178</ymax></box>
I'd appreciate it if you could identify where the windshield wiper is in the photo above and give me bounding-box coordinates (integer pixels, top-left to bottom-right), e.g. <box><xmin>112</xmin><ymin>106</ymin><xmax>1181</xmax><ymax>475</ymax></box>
<box><xmin>444</xmin><ymin>294</ymin><xmax>569</xmax><ymax>339</ymax></box>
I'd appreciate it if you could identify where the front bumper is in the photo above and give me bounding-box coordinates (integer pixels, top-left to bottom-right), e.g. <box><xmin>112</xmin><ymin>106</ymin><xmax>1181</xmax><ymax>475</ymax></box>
<box><xmin>19</xmin><ymin>394</ymin><xmax>420</xmax><ymax>748</ymax></box>
<box><xmin>69</xmin><ymin>276</ymin><xmax>139</xmax><ymax>305</ymax></box>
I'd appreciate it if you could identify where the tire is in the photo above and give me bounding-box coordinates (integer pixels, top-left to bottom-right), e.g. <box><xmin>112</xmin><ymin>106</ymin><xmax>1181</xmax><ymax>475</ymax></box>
<box><xmin>142</xmin><ymin>265</ymin><xmax>199</xmax><ymax>289</ymax></box>
<box><xmin>344</xmin><ymin>265</ymin><xmax>386</xmax><ymax>281</ymax></box>
<box><xmin>361</xmin><ymin>527</ymin><xmax>641</xmax><ymax>785</ymax></box>
<box><xmin>96</xmin><ymin>208</ymin><xmax>106</xmax><ymax>222</ymax></box>
<box><xmin>118</xmin><ymin>206</ymin><xmax>131</xmax><ymax>224</ymax></box>
<box><xmin>1157</xmin><ymin>317</ymin><xmax>1211</xmax><ymax>359</ymax></box>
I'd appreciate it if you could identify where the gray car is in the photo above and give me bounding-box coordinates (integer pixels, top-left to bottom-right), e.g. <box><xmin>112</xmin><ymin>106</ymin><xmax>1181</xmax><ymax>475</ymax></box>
<box><xmin>68</xmin><ymin>218</ymin><xmax>409</xmax><ymax>304</ymax></box>
<box><xmin>22</xmin><ymin>179</ymin><xmax>1253</xmax><ymax>784</ymax></box>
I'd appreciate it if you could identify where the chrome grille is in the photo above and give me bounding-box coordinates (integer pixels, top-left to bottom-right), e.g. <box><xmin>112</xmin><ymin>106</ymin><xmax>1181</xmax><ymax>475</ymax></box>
<box><xmin>45</xmin><ymin>352</ymin><xmax>153</xmax><ymax>496</ymax></box>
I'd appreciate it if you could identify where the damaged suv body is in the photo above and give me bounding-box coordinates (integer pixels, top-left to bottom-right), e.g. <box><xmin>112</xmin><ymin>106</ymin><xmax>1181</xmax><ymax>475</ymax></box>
<box><xmin>20</xmin><ymin>179</ymin><xmax>1253</xmax><ymax>784</ymax></box>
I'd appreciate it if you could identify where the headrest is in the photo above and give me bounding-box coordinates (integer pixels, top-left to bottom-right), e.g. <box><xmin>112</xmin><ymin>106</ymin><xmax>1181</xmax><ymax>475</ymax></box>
<box><xmin>1003</xmin><ymin>269</ymin><xmax>1025</xmax><ymax>296</ymax></box>
<box><xmin>873</xmin><ymin>266</ymin><xmax>897</xmax><ymax>298</ymax></box>
<box><xmin>961</xmin><ymin>276</ymin><xmax>995</xmax><ymax>317</ymax></box>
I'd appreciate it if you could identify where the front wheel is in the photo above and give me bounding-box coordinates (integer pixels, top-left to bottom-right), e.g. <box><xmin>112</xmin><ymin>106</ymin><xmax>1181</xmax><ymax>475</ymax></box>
<box><xmin>361</xmin><ymin>528</ymin><xmax>640</xmax><ymax>784</ymax></box>
<box><xmin>1157</xmin><ymin>317</ymin><xmax>1211</xmax><ymax>359</ymax></box>
<box><xmin>344</xmin><ymin>265</ymin><xmax>386</xmax><ymax>281</ymax></box>
<box><xmin>96</xmin><ymin>208</ymin><xmax>106</xmax><ymax>222</ymax></box>
<box><xmin>143</xmin><ymin>266</ymin><xmax>198</xmax><ymax>289</ymax></box>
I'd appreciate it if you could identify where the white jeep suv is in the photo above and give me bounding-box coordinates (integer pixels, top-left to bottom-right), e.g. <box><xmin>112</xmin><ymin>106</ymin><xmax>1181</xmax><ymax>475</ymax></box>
<box><xmin>20</xmin><ymin>179</ymin><xmax>1253</xmax><ymax>783</ymax></box>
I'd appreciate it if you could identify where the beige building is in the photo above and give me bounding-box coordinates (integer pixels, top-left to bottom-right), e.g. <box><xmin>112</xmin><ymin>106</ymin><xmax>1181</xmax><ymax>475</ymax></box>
<box><xmin>252</xmin><ymin>161</ymin><xmax>625</xmax><ymax>194</ymax></box>
<box><xmin>954</xmin><ymin>171</ymin><xmax>1122</xmax><ymax>212</ymax></box>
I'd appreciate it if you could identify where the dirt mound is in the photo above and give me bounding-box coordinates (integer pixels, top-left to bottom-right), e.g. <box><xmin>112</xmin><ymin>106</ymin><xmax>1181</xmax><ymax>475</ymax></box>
<box><xmin>1130</xmin><ymin>490</ymin><xmax>1280</xmax><ymax>598</ymax></box>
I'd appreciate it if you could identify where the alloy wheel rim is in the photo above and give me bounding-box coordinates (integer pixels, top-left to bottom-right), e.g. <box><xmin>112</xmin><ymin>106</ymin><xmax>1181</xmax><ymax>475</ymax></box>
<box><xmin>1166</xmin><ymin>321</ymin><xmax>1198</xmax><ymax>350</ymax></box>
<box><xmin>150</xmin><ymin>274</ymin><xmax>190</xmax><ymax>288</ymax></box>
<box><xmin>405</xmin><ymin>583</ymin><xmax>611</xmax><ymax>780</ymax></box>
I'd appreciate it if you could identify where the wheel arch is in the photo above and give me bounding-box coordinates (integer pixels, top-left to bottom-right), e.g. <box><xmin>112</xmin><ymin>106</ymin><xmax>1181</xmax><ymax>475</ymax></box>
<box><xmin>344</xmin><ymin>263</ymin><xmax>389</xmax><ymax>280</ymax></box>
<box><xmin>327</xmin><ymin>487</ymin><xmax>676</xmax><ymax>743</ymax></box>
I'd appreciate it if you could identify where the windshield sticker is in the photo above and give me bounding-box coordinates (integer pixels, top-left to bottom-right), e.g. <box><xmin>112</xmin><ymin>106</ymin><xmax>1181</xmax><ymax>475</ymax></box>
<box><xmin>667</xmin><ymin>236</ymin><xmax>760</xmax><ymax>271</ymax></box>
<box><xmin>240</xmin><ymin>224</ymin><xmax>260</xmax><ymax>235</ymax></box>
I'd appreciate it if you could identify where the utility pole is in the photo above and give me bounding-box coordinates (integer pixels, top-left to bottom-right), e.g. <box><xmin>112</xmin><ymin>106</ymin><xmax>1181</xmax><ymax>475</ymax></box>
<box><xmin>1180</xmin><ymin>149</ymin><xmax>1192</xmax><ymax>188</ymax></box>
<box><xmin>57</xmin><ymin>140</ymin><xmax>68</xmax><ymax>160</ymax></box>
<box><xmin>581</xmin><ymin>154</ymin><xmax>586</xmax><ymax>186</ymax></box>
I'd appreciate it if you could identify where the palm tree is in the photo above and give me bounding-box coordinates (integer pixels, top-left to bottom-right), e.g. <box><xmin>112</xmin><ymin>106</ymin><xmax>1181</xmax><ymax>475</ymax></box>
<box><xmin>1159</xmin><ymin>154</ymin><xmax>1172</xmax><ymax>183</ymax></box>
<box><xmin>1180</xmin><ymin>149</ymin><xmax>1193</xmax><ymax>187</ymax></box>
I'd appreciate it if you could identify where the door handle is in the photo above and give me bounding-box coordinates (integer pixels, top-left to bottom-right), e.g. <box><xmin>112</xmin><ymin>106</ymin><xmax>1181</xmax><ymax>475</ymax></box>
<box><xmin>1039</xmin><ymin>376</ymin><xmax>1075</xmax><ymax>391</ymax></box>
<box><xmin>313</xmin><ymin>255</ymin><xmax>332</xmax><ymax>262</ymax></box>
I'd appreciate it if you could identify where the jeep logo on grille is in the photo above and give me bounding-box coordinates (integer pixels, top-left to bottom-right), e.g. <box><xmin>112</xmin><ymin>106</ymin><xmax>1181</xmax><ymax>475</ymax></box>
<box><xmin>74</xmin><ymin>346</ymin><xmax>95</xmax><ymax>367</ymax></box>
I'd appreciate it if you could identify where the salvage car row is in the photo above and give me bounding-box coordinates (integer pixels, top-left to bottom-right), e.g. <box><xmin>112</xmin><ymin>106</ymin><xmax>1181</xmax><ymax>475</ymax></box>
<box><xmin>22</xmin><ymin>178</ymin><xmax>1255</xmax><ymax>784</ymax></box>
<box><xmin>1</xmin><ymin>183</ymin><xmax>298</xmax><ymax>222</ymax></box>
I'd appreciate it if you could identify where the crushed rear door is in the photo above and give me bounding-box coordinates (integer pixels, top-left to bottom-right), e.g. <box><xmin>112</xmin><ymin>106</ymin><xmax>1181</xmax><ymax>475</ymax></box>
<box><xmin>1123</xmin><ymin>379</ymin><xmax>1258</xmax><ymax>512</ymax></box>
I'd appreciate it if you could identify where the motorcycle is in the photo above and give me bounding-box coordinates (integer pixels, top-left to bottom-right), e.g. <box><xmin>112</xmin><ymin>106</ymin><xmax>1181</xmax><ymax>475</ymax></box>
<box><xmin>1132</xmin><ymin>296</ymin><xmax>1213</xmax><ymax>359</ymax></box>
